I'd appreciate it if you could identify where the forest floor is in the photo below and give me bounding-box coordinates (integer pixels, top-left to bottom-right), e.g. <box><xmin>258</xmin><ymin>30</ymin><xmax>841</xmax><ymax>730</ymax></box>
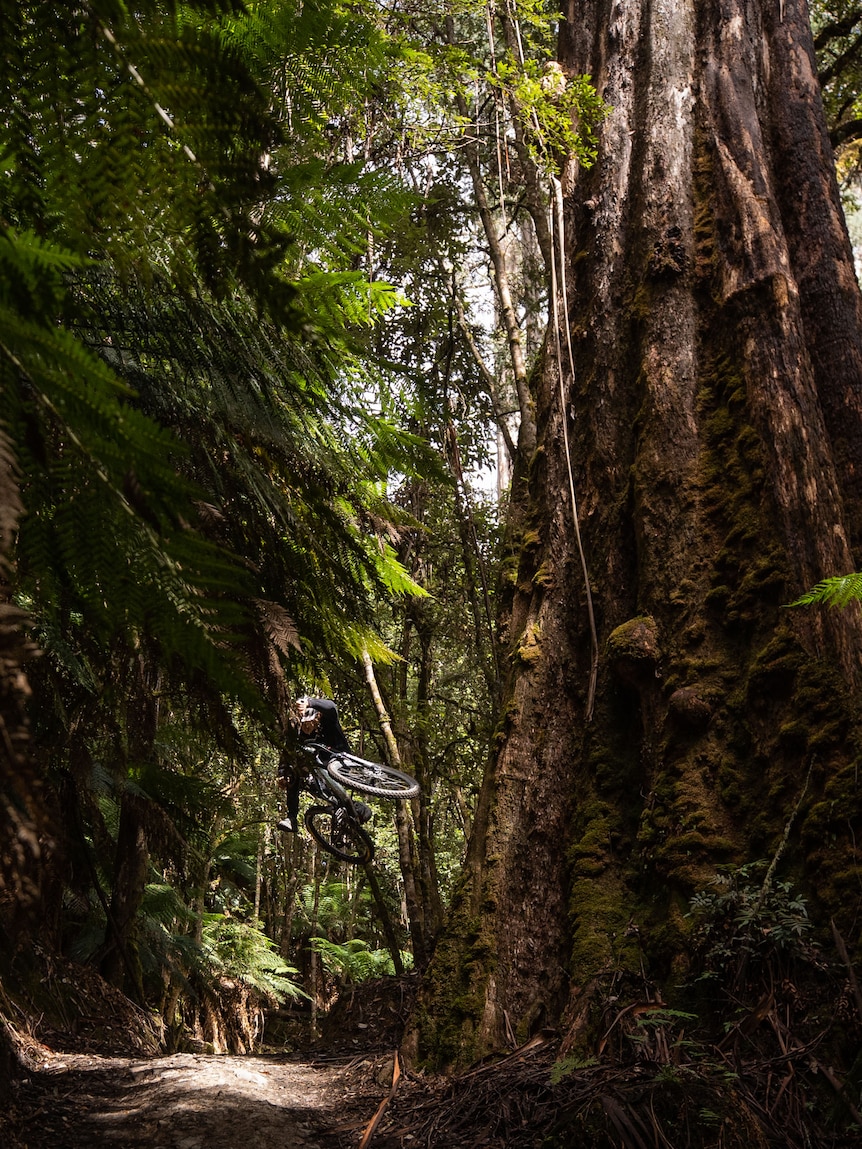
<box><xmin>2</xmin><ymin>975</ymin><xmax>434</xmax><ymax>1149</ymax></box>
<box><xmin>4</xmin><ymin>1046</ymin><xmax>414</xmax><ymax>1149</ymax></box>
<box><xmin>0</xmin><ymin>965</ymin><xmax>571</xmax><ymax>1149</ymax></box>
<box><xmin>5</xmin><ymin>964</ymin><xmax>862</xmax><ymax>1148</ymax></box>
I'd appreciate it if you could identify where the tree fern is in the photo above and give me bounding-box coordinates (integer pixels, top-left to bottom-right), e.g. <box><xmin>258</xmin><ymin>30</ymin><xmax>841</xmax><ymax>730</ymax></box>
<box><xmin>201</xmin><ymin>913</ymin><xmax>307</xmax><ymax>1002</ymax></box>
<box><xmin>67</xmin><ymin>264</ymin><xmax>433</xmax><ymax>678</ymax></box>
<box><xmin>2</xmin><ymin>1</ymin><xmax>288</xmax><ymax>299</ymax></box>
<box><xmin>311</xmin><ymin>936</ymin><xmax>411</xmax><ymax>983</ymax></box>
<box><xmin>2</xmin><ymin>0</ymin><xmax>436</xmax><ymax>1026</ymax></box>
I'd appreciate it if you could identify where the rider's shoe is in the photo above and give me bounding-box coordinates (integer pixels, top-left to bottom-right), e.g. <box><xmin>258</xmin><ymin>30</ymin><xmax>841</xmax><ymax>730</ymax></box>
<box><xmin>277</xmin><ymin>817</ymin><xmax>297</xmax><ymax>833</ymax></box>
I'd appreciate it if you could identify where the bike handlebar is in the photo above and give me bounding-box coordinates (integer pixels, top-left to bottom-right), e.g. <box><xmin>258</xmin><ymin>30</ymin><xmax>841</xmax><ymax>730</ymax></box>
<box><xmin>299</xmin><ymin>741</ymin><xmax>384</xmax><ymax>772</ymax></box>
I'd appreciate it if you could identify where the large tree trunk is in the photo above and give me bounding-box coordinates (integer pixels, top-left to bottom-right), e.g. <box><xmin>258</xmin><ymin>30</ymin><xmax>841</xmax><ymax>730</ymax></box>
<box><xmin>0</xmin><ymin>427</ymin><xmax>42</xmax><ymax>915</ymax></box>
<box><xmin>0</xmin><ymin>426</ymin><xmax>44</xmax><ymax>1097</ymax></box>
<box><xmin>415</xmin><ymin>0</ymin><xmax>862</xmax><ymax>1070</ymax></box>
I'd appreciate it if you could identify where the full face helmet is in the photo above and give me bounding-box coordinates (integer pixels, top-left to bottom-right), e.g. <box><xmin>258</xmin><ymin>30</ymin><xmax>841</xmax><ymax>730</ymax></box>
<box><xmin>293</xmin><ymin>696</ymin><xmax>321</xmax><ymax>737</ymax></box>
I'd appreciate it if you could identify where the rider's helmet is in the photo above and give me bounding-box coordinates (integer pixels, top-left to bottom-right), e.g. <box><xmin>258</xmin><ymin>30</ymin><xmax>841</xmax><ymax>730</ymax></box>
<box><xmin>294</xmin><ymin>696</ymin><xmax>322</xmax><ymax>737</ymax></box>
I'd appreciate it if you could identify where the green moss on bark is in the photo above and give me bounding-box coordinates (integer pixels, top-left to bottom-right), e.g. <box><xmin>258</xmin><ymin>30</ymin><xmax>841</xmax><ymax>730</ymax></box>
<box><xmin>409</xmin><ymin>875</ymin><xmax>500</xmax><ymax>1070</ymax></box>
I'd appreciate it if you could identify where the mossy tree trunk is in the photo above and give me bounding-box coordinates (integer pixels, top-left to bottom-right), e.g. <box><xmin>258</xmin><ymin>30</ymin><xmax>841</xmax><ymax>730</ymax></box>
<box><xmin>414</xmin><ymin>0</ymin><xmax>862</xmax><ymax>1070</ymax></box>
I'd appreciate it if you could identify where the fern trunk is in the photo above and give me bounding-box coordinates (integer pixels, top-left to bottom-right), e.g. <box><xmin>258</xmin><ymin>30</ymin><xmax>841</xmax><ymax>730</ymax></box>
<box><xmin>414</xmin><ymin>0</ymin><xmax>862</xmax><ymax>1070</ymax></box>
<box><xmin>100</xmin><ymin>790</ymin><xmax>148</xmax><ymax>1001</ymax></box>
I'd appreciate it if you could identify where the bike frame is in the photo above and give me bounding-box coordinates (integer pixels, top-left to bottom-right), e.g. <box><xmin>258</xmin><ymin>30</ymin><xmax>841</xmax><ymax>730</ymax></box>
<box><xmin>290</xmin><ymin>739</ymin><xmax>417</xmax><ymax>863</ymax></box>
<box><xmin>299</xmin><ymin>742</ymin><xmax>360</xmax><ymax>816</ymax></box>
<box><xmin>295</xmin><ymin>741</ymin><xmax>376</xmax><ymax>864</ymax></box>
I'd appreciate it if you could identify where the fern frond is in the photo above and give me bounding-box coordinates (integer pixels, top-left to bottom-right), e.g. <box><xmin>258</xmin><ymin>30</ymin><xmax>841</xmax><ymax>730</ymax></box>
<box><xmin>787</xmin><ymin>572</ymin><xmax>862</xmax><ymax>608</ymax></box>
<box><xmin>253</xmin><ymin>599</ymin><xmax>301</xmax><ymax>657</ymax></box>
<box><xmin>341</xmin><ymin>625</ymin><xmax>399</xmax><ymax>665</ymax></box>
<box><xmin>200</xmin><ymin>913</ymin><xmax>308</xmax><ymax>1002</ymax></box>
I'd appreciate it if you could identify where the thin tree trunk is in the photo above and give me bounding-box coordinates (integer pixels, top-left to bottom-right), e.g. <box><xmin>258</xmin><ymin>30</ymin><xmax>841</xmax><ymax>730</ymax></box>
<box><xmin>445</xmin><ymin>16</ymin><xmax>537</xmax><ymax>455</ymax></box>
<box><xmin>497</xmin><ymin>5</ymin><xmax>554</xmax><ymax>273</ymax></box>
<box><xmin>362</xmin><ymin>860</ymin><xmax>404</xmax><ymax>976</ymax></box>
<box><xmin>279</xmin><ymin>833</ymin><xmax>301</xmax><ymax>956</ymax></box>
<box><xmin>309</xmin><ymin>844</ymin><xmax>321</xmax><ymax>1040</ymax></box>
<box><xmin>455</xmin><ymin>294</ymin><xmax>517</xmax><ymax>464</ymax></box>
<box><xmin>0</xmin><ymin>426</ymin><xmax>42</xmax><ymax>917</ymax></box>
<box><xmin>361</xmin><ymin>650</ymin><xmax>427</xmax><ymax>964</ymax></box>
<box><xmin>405</xmin><ymin>607</ymin><xmax>446</xmax><ymax>943</ymax></box>
<box><xmin>100</xmin><ymin>655</ymin><xmax>160</xmax><ymax>999</ymax></box>
<box><xmin>100</xmin><ymin>791</ymin><xmax>148</xmax><ymax>1001</ymax></box>
<box><xmin>0</xmin><ymin>430</ymin><xmax>41</xmax><ymax>1096</ymax></box>
<box><xmin>444</xmin><ymin>421</ymin><xmax>500</xmax><ymax>698</ymax></box>
<box><xmin>253</xmin><ymin>825</ymin><xmax>264</xmax><ymax>922</ymax></box>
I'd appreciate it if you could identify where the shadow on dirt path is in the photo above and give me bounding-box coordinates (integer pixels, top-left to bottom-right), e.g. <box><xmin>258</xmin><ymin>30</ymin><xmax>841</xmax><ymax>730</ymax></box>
<box><xmin>7</xmin><ymin>1050</ymin><xmax>395</xmax><ymax>1149</ymax></box>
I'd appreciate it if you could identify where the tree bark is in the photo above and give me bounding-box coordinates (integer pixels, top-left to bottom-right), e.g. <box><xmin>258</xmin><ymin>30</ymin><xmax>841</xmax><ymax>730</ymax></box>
<box><xmin>100</xmin><ymin>790</ymin><xmax>148</xmax><ymax>1001</ymax></box>
<box><xmin>0</xmin><ymin>426</ymin><xmax>42</xmax><ymax>917</ymax></box>
<box><xmin>415</xmin><ymin>0</ymin><xmax>862</xmax><ymax>1070</ymax></box>
<box><xmin>362</xmin><ymin>650</ymin><xmax>428</xmax><ymax>966</ymax></box>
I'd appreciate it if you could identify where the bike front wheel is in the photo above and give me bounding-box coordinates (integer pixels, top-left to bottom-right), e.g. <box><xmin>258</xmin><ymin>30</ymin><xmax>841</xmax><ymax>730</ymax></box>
<box><xmin>304</xmin><ymin>805</ymin><xmax>374</xmax><ymax>865</ymax></box>
<box><xmin>326</xmin><ymin>756</ymin><xmax>420</xmax><ymax>799</ymax></box>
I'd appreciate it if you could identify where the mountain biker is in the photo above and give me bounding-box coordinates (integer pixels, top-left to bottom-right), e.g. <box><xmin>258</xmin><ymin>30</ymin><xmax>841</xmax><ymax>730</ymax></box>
<box><xmin>277</xmin><ymin>697</ymin><xmax>372</xmax><ymax>834</ymax></box>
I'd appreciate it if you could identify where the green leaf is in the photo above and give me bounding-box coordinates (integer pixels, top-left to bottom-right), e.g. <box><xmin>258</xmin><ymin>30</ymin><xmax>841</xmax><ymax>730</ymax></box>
<box><xmin>785</xmin><ymin>572</ymin><xmax>862</xmax><ymax>608</ymax></box>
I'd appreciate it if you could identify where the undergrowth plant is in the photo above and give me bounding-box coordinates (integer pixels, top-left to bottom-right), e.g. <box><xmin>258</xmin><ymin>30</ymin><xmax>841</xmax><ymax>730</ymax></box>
<box><xmin>201</xmin><ymin>914</ymin><xmax>307</xmax><ymax>1004</ymax></box>
<box><xmin>311</xmin><ymin>936</ymin><xmax>412</xmax><ymax>984</ymax></box>
<box><xmin>687</xmin><ymin>861</ymin><xmax>817</xmax><ymax>989</ymax></box>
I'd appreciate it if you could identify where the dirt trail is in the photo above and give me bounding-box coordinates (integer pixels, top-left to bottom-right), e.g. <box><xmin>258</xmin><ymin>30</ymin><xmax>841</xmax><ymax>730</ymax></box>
<box><xmin>7</xmin><ymin>1049</ymin><xmax>397</xmax><ymax>1149</ymax></box>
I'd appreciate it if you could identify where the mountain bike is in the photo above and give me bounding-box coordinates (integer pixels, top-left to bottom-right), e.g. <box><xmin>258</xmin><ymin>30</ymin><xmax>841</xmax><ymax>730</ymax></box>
<box><xmin>297</xmin><ymin>740</ymin><xmax>420</xmax><ymax>865</ymax></box>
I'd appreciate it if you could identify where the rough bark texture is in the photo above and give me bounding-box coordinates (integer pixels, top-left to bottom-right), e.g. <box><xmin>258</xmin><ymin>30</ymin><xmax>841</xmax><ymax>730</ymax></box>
<box><xmin>0</xmin><ymin>425</ymin><xmax>45</xmax><ymax>1096</ymax></box>
<box><xmin>100</xmin><ymin>791</ymin><xmax>149</xmax><ymax>1000</ymax></box>
<box><xmin>0</xmin><ymin>424</ymin><xmax>43</xmax><ymax>915</ymax></box>
<box><xmin>415</xmin><ymin>0</ymin><xmax>862</xmax><ymax>1070</ymax></box>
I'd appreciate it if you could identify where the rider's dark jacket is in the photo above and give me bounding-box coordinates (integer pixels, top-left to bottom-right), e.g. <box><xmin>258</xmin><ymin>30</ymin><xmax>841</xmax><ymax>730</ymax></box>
<box><xmin>303</xmin><ymin>697</ymin><xmax>351</xmax><ymax>755</ymax></box>
<box><xmin>279</xmin><ymin>698</ymin><xmax>374</xmax><ymax>830</ymax></box>
<box><xmin>279</xmin><ymin>698</ymin><xmax>350</xmax><ymax>824</ymax></box>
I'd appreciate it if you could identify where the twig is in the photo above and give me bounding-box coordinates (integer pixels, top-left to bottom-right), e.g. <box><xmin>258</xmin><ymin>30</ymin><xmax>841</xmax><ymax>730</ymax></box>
<box><xmin>459</xmin><ymin>1032</ymin><xmax>552</xmax><ymax>1080</ymax></box>
<box><xmin>357</xmin><ymin>1052</ymin><xmax>402</xmax><ymax>1149</ymax></box>
<box><xmin>831</xmin><ymin>918</ymin><xmax>862</xmax><ymax>1024</ymax></box>
<box><xmin>503</xmin><ymin>1009</ymin><xmax>517</xmax><ymax>1048</ymax></box>
<box><xmin>753</xmin><ymin>760</ymin><xmax>813</xmax><ymax>915</ymax></box>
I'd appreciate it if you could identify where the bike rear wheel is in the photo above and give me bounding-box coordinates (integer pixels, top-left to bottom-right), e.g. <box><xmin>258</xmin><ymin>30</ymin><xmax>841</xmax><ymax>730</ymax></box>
<box><xmin>304</xmin><ymin>805</ymin><xmax>374</xmax><ymax>864</ymax></box>
<box><xmin>326</xmin><ymin>756</ymin><xmax>420</xmax><ymax>798</ymax></box>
